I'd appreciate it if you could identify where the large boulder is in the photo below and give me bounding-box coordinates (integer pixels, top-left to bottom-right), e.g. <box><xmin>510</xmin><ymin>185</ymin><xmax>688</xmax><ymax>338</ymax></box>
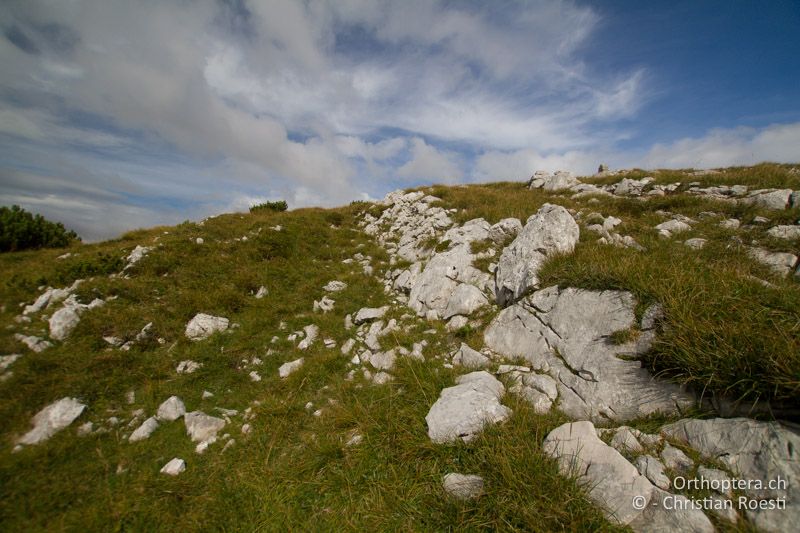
<box><xmin>661</xmin><ymin>417</ymin><xmax>800</xmax><ymax>532</ymax></box>
<box><xmin>494</xmin><ymin>204</ymin><xmax>579</xmax><ymax>307</ymax></box>
<box><xmin>528</xmin><ymin>170</ymin><xmax>580</xmax><ymax>191</ymax></box>
<box><xmin>484</xmin><ymin>286</ymin><xmax>694</xmax><ymax>422</ymax></box>
<box><xmin>743</xmin><ymin>189</ymin><xmax>793</xmax><ymax>210</ymax></box>
<box><xmin>425</xmin><ymin>371</ymin><xmax>511</xmax><ymax>444</ymax></box>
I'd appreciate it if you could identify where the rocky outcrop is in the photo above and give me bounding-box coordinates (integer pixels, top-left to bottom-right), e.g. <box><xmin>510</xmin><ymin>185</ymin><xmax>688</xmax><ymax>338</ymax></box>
<box><xmin>484</xmin><ymin>286</ymin><xmax>694</xmax><ymax>422</ymax></box>
<box><xmin>494</xmin><ymin>204</ymin><xmax>579</xmax><ymax>307</ymax></box>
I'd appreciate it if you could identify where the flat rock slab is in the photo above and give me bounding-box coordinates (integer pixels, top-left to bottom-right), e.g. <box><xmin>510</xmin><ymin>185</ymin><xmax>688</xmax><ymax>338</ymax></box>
<box><xmin>484</xmin><ymin>286</ymin><xmax>695</xmax><ymax>422</ymax></box>
<box><xmin>129</xmin><ymin>416</ymin><xmax>159</xmax><ymax>442</ymax></box>
<box><xmin>185</xmin><ymin>313</ymin><xmax>229</xmax><ymax>340</ymax></box>
<box><xmin>661</xmin><ymin>417</ymin><xmax>800</xmax><ymax>532</ymax></box>
<box><xmin>544</xmin><ymin>421</ymin><xmax>713</xmax><ymax>531</ymax></box>
<box><xmin>279</xmin><ymin>357</ymin><xmax>304</xmax><ymax>378</ymax></box>
<box><xmin>160</xmin><ymin>458</ymin><xmax>186</xmax><ymax>476</ymax></box>
<box><xmin>157</xmin><ymin>396</ymin><xmax>186</xmax><ymax>422</ymax></box>
<box><xmin>17</xmin><ymin>397</ymin><xmax>86</xmax><ymax>446</ymax></box>
<box><xmin>494</xmin><ymin>204</ymin><xmax>579</xmax><ymax>306</ymax></box>
<box><xmin>425</xmin><ymin>371</ymin><xmax>511</xmax><ymax>444</ymax></box>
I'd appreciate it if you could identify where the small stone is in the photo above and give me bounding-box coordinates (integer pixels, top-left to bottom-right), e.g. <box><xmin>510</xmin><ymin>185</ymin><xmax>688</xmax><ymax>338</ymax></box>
<box><xmin>129</xmin><ymin>417</ymin><xmax>159</xmax><ymax>442</ymax></box>
<box><xmin>635</xmin><ymin>455</ymin><xmax>670</xmax><ymax>490</ymax></box>
<box><xmin>249</xmin><ymin>371</ymin><xmax>262</xmax><ymax>382</ymax></box>
<box><xmin>661</xmin><ymin>443</ymin><xmax>693</xmax><ymax>472</ymax></box>
<box><xmin>241</xmin><ymin>423</ymin><xmax>252</xmax><ymax>435</ymax></box>
<box><xmin>279</xmin><ymin>358</ymin><xmax>304</xmax><ymax>378</ymax></box>
<box><xmin>684</xmin><ymin>238</ymin><xmax>707</xmax><ymax>250</ymax></box>
<box><xmin>323</xmin><ymin>281</ymin><xmax>347</xmax><ymax>292</ymax></box>
<box><xmin>184</xmin><ymin>411</ymin><xmax>226</xmax><ymax>442</ymax></box>
<box><xmin>176</xmin><ymin>360</ymin><xmax>202</xmax><ymax>374</ymax></box>
<box><xmin>156</xmin><ymin>396</ymin><xmax>186</xmax><ymax>422</ymax></box>
<box><xmin>160</xmin><ymin>458</ymin><xmax>186</xmax><ymax>476</ymax></box>
<box><xmin>202</xmin><ymin>390</ymin><xmax>214</xmax><ymax>399</ymax></box>
<box><xmin>195</xmin><ymin>237</ymin><xmax>204</xmax><ymax>244</ymax></box>
<box><xmin>354</xmin><ymin>306</ymin><xmax>390</xmax><ymax>324</ymax></box>
<box><xmin>254</xmin><ymin>286</ymin><xmax>268</xmax><ymax>299</ymax></box>
<box><xmin>185</xmin><ymin>313</ymin><xmax>229</xmax><ymax>341</ymax></box>
<box><xmin>442</xmin><ymin>473</ymin><xmax>484</xmax><ymax>500</ymax></box>
<box><xmin>610</xmin><ymin>427</ymin><xmax>644</xmax><ymax>454</ymax></box>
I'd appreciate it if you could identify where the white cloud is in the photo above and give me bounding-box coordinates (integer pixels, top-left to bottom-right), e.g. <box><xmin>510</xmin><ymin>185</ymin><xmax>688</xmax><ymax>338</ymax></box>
<box><xmin>397</xmin><ymin>138</ymin><xmax>462</xmax><ymax>183</ymax></box>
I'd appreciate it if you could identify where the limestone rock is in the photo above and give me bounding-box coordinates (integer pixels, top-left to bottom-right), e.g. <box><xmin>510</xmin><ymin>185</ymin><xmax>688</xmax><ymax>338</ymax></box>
<box><xmin>323</xmin><ymin>280</ymin><xmax>347</xmax><ymax>292</ymax></box>
<box><xmin>279</xmin><ymin>358</ymin><xmax>304</xmax><ymax>378</ymax></box>
<box><xmin>425</xmin><ymin>371</ymin><xmax>511</xmax><ymax>443</ymax></box>
<box><xmin>744</xmin><ymin>189</ymin><xmax>793</xmax><ymax>210</ymax></box>
<box><xmin>655</xmin><ymin>219</ymin><xmax>691</xmax><ymax>236</ymax></box>
<box><xmin>495</xmin><ymin>204</ymin><xmax>579</xmax><ymax>307</ymax></box>
<box><xmin>767</xmin><ymin>225</ymin><xmax>800</xmax><ymax>240</ymax></box>
<box><xmin>354</xmin><ymin>306</ymin><xmax>389</xmax><ymax>324</ymax></box>
<box><xmin>488</xmin><ymin>218</ymin><xmax>522</xmax><ymax>244</ymax></box>
<box><xmin>528</xmin><ymin>170</ymin><xmax>579</xmax><ymax>191</ymax></box>
<box><xmin>176</xmin><ymin>360</ymin><xmax>202</xmax><ymax>374</ymax></box>
<box><xmin>160</xmin><ymin>458</ymin><xmax>185</xmax><ymax>476</ymax></box>
<box><xmin>185</xmin><ymin>313</ymin><xmax>229</xmax><ymax>341</ymax></box>
<box><xmin>442</xmin><ymin>283</ymin><xmax>488</xmax><ymax>319</ymax></box>
<box><xmin>14</xmin><ymin>334</ymin><xmax>52</xmax><ymax>353</ymax></box>
<box><xmin>48</xmin><ymin>304</ymin><xmax>83</xmax><ymax>341</ymax></box>
<box><xmin>747</xmin><ymin>247</ymin><xmax>798</xmax><ymax>276</ymax></box>
<box><xmin>442</xmin><ymin>473</ymin><xmax>484</xmax><ymax>500</ymax></box>
<box><xmin>661</xmin><ymin>417</ymin><xmax>800</xmax><ymax>532</ymax></box>
<box><xmin>635</xmin><ymin>455</ymin><xmax>671</xmax><ymax>490</ymax></box>
<box><xmin>297</xmin><ymin>325</ymin><xmax>319</xmax><ymax>350</ymax></box>
<box><xmin>156</xmin><ymin>396</ymin><xmax>186</xmax><ymax>422</ymax></box>
<box><xmin>484</xmin><ymin>286</ymin><xmax>694</xmax><ymax>422</ymax></box>
<box><xmin>17</xmin><ymin>397</ymin><xmax>86</xmax><ymax>446</ymax></box>
<box><xmin>661</xmin><ymin>444</ymin><xmax>693</xmax><ymax>472</ymax></box>
<box><xmin>129</xmin><ymin>416</ymin><xmax>159</xmax><ymax>442</ymax></box>
<box><xmin>184</xmin><ymin>411</ymin><xmax>226</xmax><ymax>442</ymax></box>
<box><xmin>451</xmin><ymin>343</ymin><xmax>490</xmax><ymax>369</ymax></box>
<box><xmin>313</xmin><ymin>296</ymin><xmax>335</xmax><ymax>313</ymax></box>
<box><xmin>684</xmin><ymin>238</ymin><xmax>707</xmax><ymax>250</ymax></box>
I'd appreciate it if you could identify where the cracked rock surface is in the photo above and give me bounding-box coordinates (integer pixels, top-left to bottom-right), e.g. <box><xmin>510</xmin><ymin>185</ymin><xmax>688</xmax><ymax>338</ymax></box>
<box><xmin>484</xmin><ymin>285</ymin><xmax>695</xmax><ymax>422</ymax></box>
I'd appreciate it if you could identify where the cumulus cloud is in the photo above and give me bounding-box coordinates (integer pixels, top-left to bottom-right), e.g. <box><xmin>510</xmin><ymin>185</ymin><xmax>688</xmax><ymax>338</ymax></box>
<box><xmin>0</xmin><ymin>1</ymin><xmax>795</xmax><ymax>241</ymax></box>
<box><xmin>397</xmin><ymin>138</ymin><xmax>462</xmax><ymax>183</ymax></box>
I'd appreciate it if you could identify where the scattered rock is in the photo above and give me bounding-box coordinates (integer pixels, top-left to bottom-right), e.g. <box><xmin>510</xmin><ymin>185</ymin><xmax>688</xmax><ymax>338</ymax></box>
<box><xmin>16</xmin><ymin>397</ymin><xmax>86</xmax><ymax>446</ymax></box>
<box><xmin>354</xmin><ymin>306</ymin><xmax>390</xmax><ymax>324</ymax></box>
<box><xmin>279</xmin><ymin>358</ymin><xmax>304</xmax><ymax>378</ymax></box>
<box><xmin>442</xmin><ymin>473</ymin><xmax>484</xmax><ymax>500</ymax></box>
<box><xmin>129</xmin><ymin>417</ymin><xmax>159</xmax><ymax>442</ymax></box>
<box><xmin>313</xmin><ymin>296</ymin><xmax>335</xmax><ymax>313</ymax></box>
<box><xmin>425</xmin><ymin>371</ymin><xmax>511</xmax><ymax>444</ymax></box>
<box><xmin>323</xmin><ymin>281</ymin><xmax>347</xmax><ymax>292</ymax></box>
<box><xmin>660</xmin><ymin>443</ymin><xmax>694</xmax><ymax>472</ymax></box>
<box><xmin>719</xmin><ymin>218</ymin><xmax>740</xmax><ymax>230</ymax></box>
<box><xmin>160</xmin><ymin>458</ymin><xmax>185</xmax><ymax>476</ymax></box>
<box><xmin>185</xmin><ymin>313</ymin><xmax>229</xmax><ymax>341</ymax></box>
<box><xmin>488</xmin><ymin>218</ymin><xmax>522</xmax><ymax>244</ymax></box>
<box><xmin>747</xmin><ymin>247</ymin><xmax>798</xmax><ymax>276</ymax></box>
<box><xmin>176</xmin><ymin>360</ymin><xmax>202</xmax><ymax>374</ymax></box>
<box><xmin>635</xmin><ymin>455</ymin><xmax>671</xmax><ymax>490</ymax></box>
<box><xmin>156</xmin><ymin>396</ymin><xmax>186</xmax><ymax>422</ymax></box>
<box><xmin>451</xmin><ymin>343</ymin><xmax>490</xmax><ymax>369</ymax></box>
<box><xmin>767</xmin><ymin>225</ymin><xmax>800</xmax><ymax>240</ymax></box>
<box><xmin>14</xmin><ymin>334</ymin><xmax>52</xmax><ymax>353</ymax></box>
<box><xmin>254</xmin><ymin>286</ymin><xmax>268</xmax><ymax>299</ymax></box>
<box><xmin>297</xmin><ymin>325</ymin><xmax>319</xmax><ymax>350</ymax></box>
<box><xmin>743</xmin><ymin>189</ymin><xmax>793</xmax><ymax>210</ymax></box>
<box><xmin>184</xmin><ymin>411</ymin><xmax>226</xmax><ymax>442</ymax></box>
<box><xmin>684</xmin><ymin>238</ymin><xmax>707</xmax><ymax>250</ymax></box>
<box><xmin>495</xmin><ymin>204</ymin><xmax>579</xmax><ymax>306</ymax></box>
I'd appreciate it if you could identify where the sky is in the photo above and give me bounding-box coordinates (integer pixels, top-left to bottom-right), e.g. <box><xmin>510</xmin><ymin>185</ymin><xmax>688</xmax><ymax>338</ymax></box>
<box><xmin>1</xmin><ymin>0</ymin><xmax>798</xmax><ymax>241</ymax></box>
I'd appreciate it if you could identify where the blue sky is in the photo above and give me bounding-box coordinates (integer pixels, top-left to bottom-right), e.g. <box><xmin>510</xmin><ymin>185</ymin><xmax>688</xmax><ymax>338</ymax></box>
<box><xmin>1</xmin><ymin>0</ymin><xmax>798</xmax><ymax>241</ymax></box>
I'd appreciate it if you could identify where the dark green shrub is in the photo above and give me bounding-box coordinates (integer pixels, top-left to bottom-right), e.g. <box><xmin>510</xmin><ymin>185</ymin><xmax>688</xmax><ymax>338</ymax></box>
<box><xmin>0</xmin><ymin>205</ymin><xmax>80</xmax><ymax>252</ymax></box>
<box><xmin>250</xmin><ymin>200</ymin><xmax>288</xmax><ymax>213</ymax></box>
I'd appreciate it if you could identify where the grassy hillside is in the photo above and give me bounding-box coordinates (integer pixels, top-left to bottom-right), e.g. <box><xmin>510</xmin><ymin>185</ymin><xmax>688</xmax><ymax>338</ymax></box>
<box><xmin>0</xmin><ymin>163</ymin><xmax>798</xmax><ymax>531</ymax></box>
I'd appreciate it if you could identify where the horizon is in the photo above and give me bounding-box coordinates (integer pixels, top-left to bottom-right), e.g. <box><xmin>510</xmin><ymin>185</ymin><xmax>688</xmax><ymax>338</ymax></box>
<box><xmin>1</xmin><ymin>0</ymin><xmax>799</xmax><ymax>241</ymax></box>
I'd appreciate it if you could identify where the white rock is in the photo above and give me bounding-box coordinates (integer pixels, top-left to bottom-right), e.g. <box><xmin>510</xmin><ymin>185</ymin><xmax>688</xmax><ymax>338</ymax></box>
<box><xmin>341</xmin><ymin>338</ymin><xmax>356</xmax><ymax>355</ymax></box>
<box><xmin>610</xmin><ymin>426</ymin><xmax>644</xmax><ymax>454</ymax></box>
<box><xmin>202</xmin><ymin>390</ymin><xmax>214</xmax><ymax>399</ymax></box>
<box><xmin>195</xmin><ymin>237</ymin><xmax>204</xmax><ymax>244</ymax></box>
<box><xmin>425</xmin><ymin>371</ymin><xmax>511</xmax><ymax>443</ymax></box>
<box><xmin>0</xmin><ymin>354</ymin><xmax>22</xmax><ymax>373</ymax></box>
<box><xmin>184</xmin><ymin>411</ymin><xmax>226</xmax><ymax>442</ymax></box>
<box><xmin>249</xmin><ymin>370</ymin><xmax>262</xmax><ymax>382</ymax></box>
<box><xmin>655</xmin><ymin>219</ymin><xmax>690</xmax><ymax>235</ymax></box>
<box><xmin>354</xmin><ymin>306</ymin><xmax>390</xmax><ymax>324</ymax></box>
<box><xmin>488</xmin><ymin>218</ymin><xmax>523</xmax><ymax>244</ymax></box>
<box><xmin>495</xmin><ymin>204</ymin><xmax>579</xmax><ymax>306</ymax></box>
<box><xmin>442</xmin><ymin>283</ymin><xmax>488</xmax><ymax>319</ymax></box>
<box><xmin>445</xmin><ymin>315</ymin><xmax>469</xmax><ymax>332</ymax></box>
<box><xmin>160</xmin><ymin>458</ymin><xmax>185</xmax><ymax>476</ymax></box>
<box><xmin>124</xmin><ymin>245</ymin><xmax>151</xmax><ymax>270</ymax></box>
<box><xmin>744</xmin><ymin>188</ymin><xmax>792</xmax><ymax>210</ymax></box>
<box><xmin>369</xmin><ymin>350</ymin><xmax>396</xmax><ymax>371</ymax></box>
<box><xmin>129</xmin><ymin>417</ymin><xmax>159</xmax><ymax>442</ymax></box>
<box><xmin>451</xmin><ymin>343</ymin><xmax>490</xmax><ymax>369</ymax></box>
<box><xmin>442</xmin><ymin>473</ymin><xmax>484</xmax><ymax>500</ymax></box>
<box><xmin>297</xmin><ymin>325</ymin><xmax>319</xmax><ymax>350</ymax></box>
<box><xmin>747</xmin><ymin>247</ymin><xmax>798</xmax><ymax>276</ymax></box>
<box><xmin>76</xmin><ymin>421</ymin><xmax>94</xmax><ymax>436</ymax></box>
<box><xmin>17</xmin><ymin>397</ymin><xmax>86</xmax><ymax>446</ymax></box>
<box><xmin>185</xmin><ymin>313</ymin><xmax>229</xmax><ymax>341</ymax></box>
<box><xmin>767</xmin><ymin>225</ymin><xmax>800</xmax><ymax>240</ymax></box>
<box><xmin>323</xmin><ymin>281</ymin><xmax>347</xmax><ymax>292</ymax></box>
<box><xmin>279</xmin><ymin>358</ymin><xmax>304</xmax><ymax>378</ymax></box>
<box><xmin>176</xmin><ymin>360</ymin><xmax>202</xmax><ymax>374</ymax></box>
<box><xmin>684</xmin><ymin>238</ymin><xmax>707</xmax><ymax>250</ymax></box>
<box><xmin>660</xmin><ymin>444</ymin><xmax>693</xmax><ymax>472</ymax></box>
<box><xmin>156</xmin><ymin>396</ymin><xmax>186</xmax><ymax>422</ymax></box>
<box><xmin>48</xmin><ymin>305</ymin><xmax>83</xmax><ymax>341</ymax></box>
<box><xmin>254</xmin><ymin>286</ymin><xmax>268</xmax><ymax>299</ymax></box>
<box><xmin>313</xmin><ymin>296</ymin><xmax>335</xmax><ymax>313</ymax></box>
<box><xmin>719</xmin><ymin>218</ymin><xmax>741</xmax><ymax>229</ymax></box>
<box><xmin>635</xmin><ymin>455</ymin><xmax>671</xmax><ymax>490</ymax></box>
<box><xmin>13</xmin><ymin>334</ymin><xmax>52</xmax><ymax>353</ymax></box>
